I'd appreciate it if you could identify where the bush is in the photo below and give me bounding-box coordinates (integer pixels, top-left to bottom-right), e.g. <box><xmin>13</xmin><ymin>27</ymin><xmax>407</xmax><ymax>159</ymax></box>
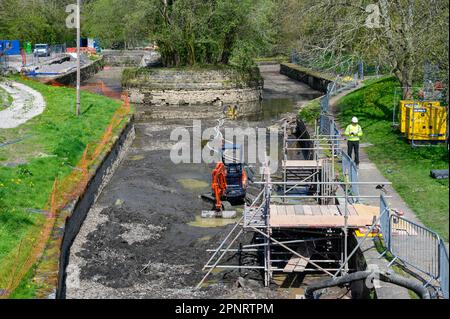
<box><xmin>298</xmin><ymin>98</ymin><xmax>321</xmax><ymax>125</ymax></box>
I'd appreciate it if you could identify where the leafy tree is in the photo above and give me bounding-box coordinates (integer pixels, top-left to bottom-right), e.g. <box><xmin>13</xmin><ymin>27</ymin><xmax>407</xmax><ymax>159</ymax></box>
<box><xmin>83</xmin><ymin>0</ymin><xmax>276</xmax><ymax>70</ymax></box>
<box><xmin>0</xmin><ymin>0</ymin><xmax>74</xmax><ymax>44</ymax></box>
<box><xmin>278</xmin><ymin>0</ymin><xmax>449</xmax><ymax>100</ymax></box>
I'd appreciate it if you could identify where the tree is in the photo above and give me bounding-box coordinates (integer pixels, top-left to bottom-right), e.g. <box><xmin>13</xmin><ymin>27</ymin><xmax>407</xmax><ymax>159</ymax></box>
<box><xmin>0</xmin><ymin>0</ymin><xmax>74</xmax><ymax>44</ymax></box>
<box><xmin>279</xmin><ymin>0</ymin><xmax>449</xmax><ymax>100</ymax></box>
<box><xmin>83</xmin><ymin>0</ymin><xmax>154</xmax><ymax>49</ymax></box>
<box><xmin>83</xmin><ymin>0</ymin><xmax>276</xmax><ymax>70</ymax></box>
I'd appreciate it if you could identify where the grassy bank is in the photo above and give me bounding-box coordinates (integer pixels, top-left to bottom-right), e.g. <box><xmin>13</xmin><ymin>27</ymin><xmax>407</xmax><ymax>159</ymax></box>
<box><xmin>336</xmin><ymin>77</ymin><xmax>449</xmax><ymax>240</ymax></box>
<box><xmin>298</xmin><ymin>97</ymin><xmax>321</xmax><ymax>125</ymax></box>
<box><xmin>0</xmin><ymin>77</ymin><xmax>125</xmax><ymax>297</ymax></box>
<box><xmin>0</xmin><ymin>86</ymin><xmax>12</xmax><ymax>111</ymax></box>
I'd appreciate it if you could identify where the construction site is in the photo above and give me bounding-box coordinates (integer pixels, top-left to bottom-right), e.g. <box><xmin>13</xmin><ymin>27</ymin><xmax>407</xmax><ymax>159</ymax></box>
<box><xmin>0</xmin><ymin>0</ymin><xmax>449</xmax><ymax>304</ymax></box>
<box><xmin>59</xmin><ymin>63</ymin><xmax>446</xmax><ymax>300</ymax></box>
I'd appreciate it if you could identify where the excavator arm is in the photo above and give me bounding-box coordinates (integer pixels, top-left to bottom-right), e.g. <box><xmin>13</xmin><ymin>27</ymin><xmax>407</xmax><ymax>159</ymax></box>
<box><xmin>211</xmin><ymin>162</ymin><xmax>227</xmax><ymax>211</ymax></box>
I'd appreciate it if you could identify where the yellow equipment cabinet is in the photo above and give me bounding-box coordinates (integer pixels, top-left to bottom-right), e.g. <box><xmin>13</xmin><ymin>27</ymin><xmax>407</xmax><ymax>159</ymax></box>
<box><xmin>399</xmin><ymin>100</ymin><xmax>421</xmax><ymax>133</ymax></box>
<box><xmin>405</xmin><ymin>104</ymin><xmax>447</xmax><ymax>141</ymax></box>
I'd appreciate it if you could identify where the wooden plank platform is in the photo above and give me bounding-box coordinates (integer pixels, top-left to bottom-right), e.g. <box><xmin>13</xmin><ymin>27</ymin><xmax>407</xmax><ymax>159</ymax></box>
<box><xmin>284</xmin><ymin>257</ymin><xmax>309</xmax><ymax>273</ymax></box>
<box><xmin>269</xmin><ymin>204</ymin><xmax>379</xmax><ymax>228</ymax></box>
<box><xmin>282</xmin><ymin>160</ymin><xmax>323</xmax><ymax>169</ymax></box>
<box><xmin>283</xmin><ymin>246</ymin><xmax>311</xmax><ymax>273</ymax></box>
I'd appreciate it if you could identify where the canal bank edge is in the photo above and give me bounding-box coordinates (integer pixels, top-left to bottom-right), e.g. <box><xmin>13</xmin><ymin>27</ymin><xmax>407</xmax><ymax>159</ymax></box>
<box><xmin>122</xmin><ymin>67</ymin><xmax>263</xmax><ymax>106</ymax></box>
<box><xmin>30</xmin><ymin>116</ymin><xmax>135</xmax><ymax>299</ymax></box>
<box><xmin>280</xmin><ymin>63</ymin><xmax>336</xmax><ymax>93</ymax></box>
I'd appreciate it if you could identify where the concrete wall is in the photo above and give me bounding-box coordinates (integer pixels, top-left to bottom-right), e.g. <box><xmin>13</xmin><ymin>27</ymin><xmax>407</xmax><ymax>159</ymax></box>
<box><xmin>280</xmin><ymin>63</ymin><xmax>334</xmax><ymax>93</ymax></box>
<box><xmin>45</xmin><ymin>57</ymin><xmax>105</xmax><ymax>86</ymax></box>
<box><xmin>124</xmin><ymin>68</ymin><xmax>263</xmax><ymax>106</ymax></box>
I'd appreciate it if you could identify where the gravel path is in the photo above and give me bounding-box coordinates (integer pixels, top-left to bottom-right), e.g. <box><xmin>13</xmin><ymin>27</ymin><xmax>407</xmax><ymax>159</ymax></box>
<box><xmin>0</xmin><ymin>81</ymin><xmax>46</xmax><ymax>129</ymax></box>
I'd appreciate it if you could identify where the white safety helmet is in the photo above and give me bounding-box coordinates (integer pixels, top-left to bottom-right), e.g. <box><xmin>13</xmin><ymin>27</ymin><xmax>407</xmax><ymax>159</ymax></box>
<box><xmin>351</xmin><ymin>117</ymin><xmax>358</xmax><ymax>124</ymax></box>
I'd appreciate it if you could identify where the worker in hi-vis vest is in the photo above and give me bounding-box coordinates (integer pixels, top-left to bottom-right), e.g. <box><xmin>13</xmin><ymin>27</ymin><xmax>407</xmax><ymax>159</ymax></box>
<box><xmin>344</xmin><ymin>117</ymin><xmax>363</xmax><ymax>167</ymax></box>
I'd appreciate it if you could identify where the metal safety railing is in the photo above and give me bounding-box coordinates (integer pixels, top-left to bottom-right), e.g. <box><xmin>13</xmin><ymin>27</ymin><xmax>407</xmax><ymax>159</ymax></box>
<box><xmin>379</xmin><ymin>195</ymin><xmax>391</xmax><ymax>249</ymax></box>
<box><xmin>439</xmin><ymin>240</ymin><xmax>449</xmax><ymax>299</ymax></box>
<box><xmin>319</xmin><ymin>114</ymin><xmax>341</xmax><ymax>152</ymax></box>
<box><xmin>341</xmin><ymin>151</ymin><xmax>360</xmax><ymax>202</ymax></box>
<box><xmin>389</xmin><ymin>215</ymin><xmax>440</xmax><ymax>281</ymax></box>
<box><xmin>378</xmin><ymin>195</ymin><xmax>449</xmax><ymax>299</ymax></box>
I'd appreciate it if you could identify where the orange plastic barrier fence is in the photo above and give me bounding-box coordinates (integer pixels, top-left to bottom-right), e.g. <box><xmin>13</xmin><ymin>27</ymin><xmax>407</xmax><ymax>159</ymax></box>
<box><xmin>0</xmin><ymin>81</ymin><xmax>131</xmax><ymax>298</ymax></box>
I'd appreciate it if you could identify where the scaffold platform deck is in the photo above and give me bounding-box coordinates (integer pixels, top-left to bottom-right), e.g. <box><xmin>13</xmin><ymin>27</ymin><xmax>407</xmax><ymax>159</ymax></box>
<box><xmin>269</xmin><ymin>203</ymin><xmax>379</xmax><ymax>228</ymax></box>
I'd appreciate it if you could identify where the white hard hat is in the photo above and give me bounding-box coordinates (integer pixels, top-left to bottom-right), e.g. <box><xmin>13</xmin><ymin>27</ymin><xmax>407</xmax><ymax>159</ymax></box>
<box><xmin>352</xmin><ymin>117</ymin><xmax>358</xmax><ymax>123</ymax></box>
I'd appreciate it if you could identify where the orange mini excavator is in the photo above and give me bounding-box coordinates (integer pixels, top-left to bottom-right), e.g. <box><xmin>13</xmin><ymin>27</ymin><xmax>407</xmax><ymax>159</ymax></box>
<box><xmin>201</xmin><ymin>144</ymin><xmax>248</xmax><ymax>218</ymax></box>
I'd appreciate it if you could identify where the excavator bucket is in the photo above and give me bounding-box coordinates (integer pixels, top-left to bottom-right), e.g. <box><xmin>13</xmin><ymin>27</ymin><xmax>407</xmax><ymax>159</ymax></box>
<box><xmin>201</xmin><ymin>210</ymin><xmax>237</xmax><ymax>219</ymax></box>
<box><xmin>200</xmin><ymin>196</ymin><xmax>236</xmax><ymax>218</ymax></box>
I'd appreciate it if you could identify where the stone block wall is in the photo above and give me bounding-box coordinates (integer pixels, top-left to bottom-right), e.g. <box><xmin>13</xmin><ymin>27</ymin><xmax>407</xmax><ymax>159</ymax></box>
<box><xmin>123</xmin><ymin>68</ymin><xmax>263</xmax><ymax>106</ymax></box>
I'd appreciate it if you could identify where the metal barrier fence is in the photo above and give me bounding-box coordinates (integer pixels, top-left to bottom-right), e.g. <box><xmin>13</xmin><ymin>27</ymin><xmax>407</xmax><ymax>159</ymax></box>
<box><xmin>341</xmin><ymin>151</ymin><xmax>360</xmax><ymax>202</ymax></box>
<box><xmin>379</xmin><ymin>195</ymin><xmax>391</xmax><ymax>249</ymax></box>
<box><xmin>319</xmin><ymin>113</ymin><xmax>341</xmax><ymax>152</ymax></box>
<box><xmin>389</xmin><ymin>215</ymin><xmax>440</xmax><ymax>281</ymax></box>
<box><xmin>378</xmin><ymin>195</ymin><xmax>449</xmax><ymax>299</ymax></box>
<box><xmin>439</xmin><ymin>239</ymin><xmax>449</xmax><ymax>299</ymax></box>
<box><xmin>303</xmin><ymin>57</ymin><xmax>448</xmax><ymax>299</ymax></box>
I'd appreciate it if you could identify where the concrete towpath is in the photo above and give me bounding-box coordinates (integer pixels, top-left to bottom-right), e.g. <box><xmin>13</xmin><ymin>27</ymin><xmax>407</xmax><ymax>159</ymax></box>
<box><xmin>0</xmin><ymin>81</ymin><xmax>46</xmax><ymax>129</ymax></box>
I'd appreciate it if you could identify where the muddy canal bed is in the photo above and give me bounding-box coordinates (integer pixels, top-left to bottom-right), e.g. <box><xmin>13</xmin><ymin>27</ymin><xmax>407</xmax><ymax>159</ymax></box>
<box><xmin>65</xmin><ymin>64</ymin><xmax>346</xmax><ymax>299</ymax></box>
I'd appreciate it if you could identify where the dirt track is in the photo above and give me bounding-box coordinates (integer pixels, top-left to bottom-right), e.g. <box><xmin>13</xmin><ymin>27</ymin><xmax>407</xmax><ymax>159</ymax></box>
<box><xmin>66</xmin><ymin>64</ymin><xmax>321</xmax><ymax>299</ymax></box>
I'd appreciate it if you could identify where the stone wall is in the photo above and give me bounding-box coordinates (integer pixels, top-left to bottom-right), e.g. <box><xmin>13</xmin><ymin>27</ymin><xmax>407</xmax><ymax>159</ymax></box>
<box><xmin>102</xmin><ymin>50</ymin><xmax>147</xmax><ymax>67</ymax></box>
<box><xmin>280</xmin><ymin>63</ymin><xmax>335</xmax><ymax>93</ymax></box>
<box><xmin>123</xmin><ymin>68</ymin><xmax>263</xmax><ymax>106</ymax></box>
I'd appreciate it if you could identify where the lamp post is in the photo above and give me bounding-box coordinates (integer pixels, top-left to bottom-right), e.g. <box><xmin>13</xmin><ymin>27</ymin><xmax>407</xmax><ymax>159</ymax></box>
<box><xmin>76</xmin><ymin>0</ymin><xmax>81</xmax><ymax>116</ymax></box>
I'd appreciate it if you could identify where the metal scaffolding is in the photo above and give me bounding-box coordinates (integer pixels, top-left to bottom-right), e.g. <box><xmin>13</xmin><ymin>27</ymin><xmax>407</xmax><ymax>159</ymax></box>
<box><xmin>197</xmin><ymin>120</ymin><xmax>391</xmax><ymax>290</ymax></box>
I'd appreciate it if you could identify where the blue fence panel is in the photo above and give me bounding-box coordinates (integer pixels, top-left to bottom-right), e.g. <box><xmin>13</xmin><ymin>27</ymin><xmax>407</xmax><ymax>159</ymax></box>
<box><xmin>0</xmin><ymin>40</ymin><xmax>21</xmax><ymax>55</ymax></box>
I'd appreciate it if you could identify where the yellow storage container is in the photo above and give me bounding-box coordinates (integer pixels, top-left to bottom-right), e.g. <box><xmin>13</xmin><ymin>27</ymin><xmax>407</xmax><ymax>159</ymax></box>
<box><xmin>399</xmin><ymin>100</ymin><xmax>422</xmax><ymax>133</ymax></box>
<box><xmin>405</xmin><ymin>104</ymin><xmax>447</xmax><ymax>141</ymax></box>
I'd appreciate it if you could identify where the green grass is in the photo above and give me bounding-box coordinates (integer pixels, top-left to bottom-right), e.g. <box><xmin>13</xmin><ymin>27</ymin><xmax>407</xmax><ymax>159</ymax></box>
<box><xmin>7</xmin><ymin>264</ymin><xmax>42</xmax><ymax>299</ymax></box>
<box><xmin>337</xmin><ymin>77</ymin><xmax>449</xmax><ymax>240</ymax></box>
<box><xmin>298</xmin><ymin>97</ymin><xmax>321</xmax><ymax>125</ymax></box>
<box><xmin>0</xmin><ymin>77</ymin><xmax>124</xmax><ymax>297</ymax></box>
<box><xmin>0</xmin><ymin>85</ymin><xmax>13</xmax><ymax>111</ymax></box>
